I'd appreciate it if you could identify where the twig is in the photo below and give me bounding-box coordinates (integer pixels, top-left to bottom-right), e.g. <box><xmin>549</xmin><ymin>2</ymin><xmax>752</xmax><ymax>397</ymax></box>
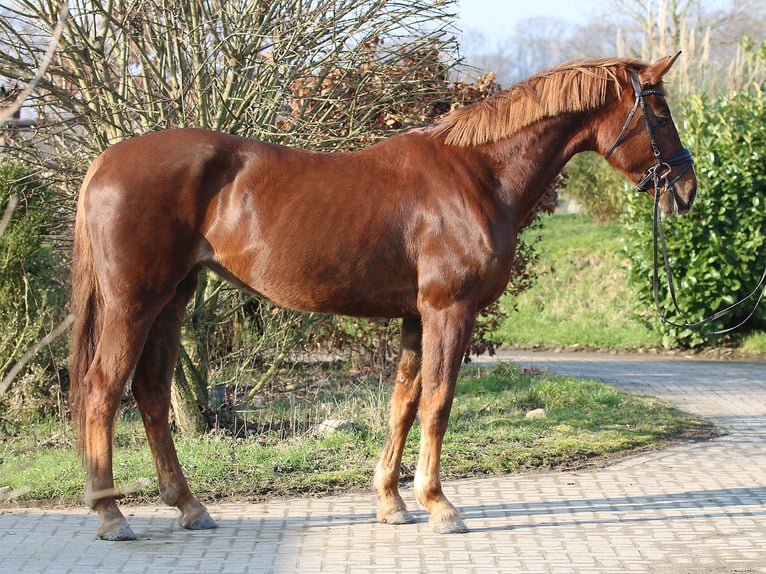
<box><xmin>0</xmin><ymin>313</ymin><xmax>74</xmax><ymax>397</ymax></box>
<box><xmin>0</xmin><ymin>193</ymin><xmax>17</xmax><ymax>236</ymax></box>
<box><xmin>246</xmin><ymin>350</ymin><xmax>289</xmax><ymax>402</ymax></box>
<box><xmin>0</xmin><ymin>3</ymin><xmax>68</xmax><ymax>122</ymax></box>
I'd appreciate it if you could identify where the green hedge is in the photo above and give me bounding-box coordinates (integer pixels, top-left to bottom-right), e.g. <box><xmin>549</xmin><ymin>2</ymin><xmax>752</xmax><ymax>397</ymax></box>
<box><xmin>622</xmin><ymin>90</ymin><xmax>766</xmax><ymax>347</ymax></box>
<box><xmin>0</xmin><ymin>162</ymin><xmax>67</xmax><ymax>419</ymax></box>
<box><xmin>562</xmin><ymin>152</ymin><xmax>628</xmax><ymax>221</ymax></box>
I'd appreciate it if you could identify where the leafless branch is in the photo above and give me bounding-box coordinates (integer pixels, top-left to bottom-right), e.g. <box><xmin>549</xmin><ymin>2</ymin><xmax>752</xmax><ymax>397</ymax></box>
<box><xmin>0</xmin><ymin>2</ymin><xmax>67</xmax><ymax>122</ymax></box>
<box><xmin>0</xmin><ymin>313</ymin><xmax>74</xmax><ymax>398</ymax></box>
<box><xmin>0</xmin><ymin>193</ymin><xmax>17</xmax><ymax>236</ymax></box>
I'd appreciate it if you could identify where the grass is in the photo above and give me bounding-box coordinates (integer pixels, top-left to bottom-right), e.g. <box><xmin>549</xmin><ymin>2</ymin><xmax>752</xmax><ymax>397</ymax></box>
<box><xmin>739</xmin><ymin>331</ymin><xmax>766</xmax><ymax>355</ymax></box>
<box><xmin>498</xmin><ymin>212</ymin><xmax>659</xmax><ymax>349</ymax></box>
<box><xmin>0</xmin><ymin>362</ymin><xmax>715</xmax><ymax>506</ymax></box>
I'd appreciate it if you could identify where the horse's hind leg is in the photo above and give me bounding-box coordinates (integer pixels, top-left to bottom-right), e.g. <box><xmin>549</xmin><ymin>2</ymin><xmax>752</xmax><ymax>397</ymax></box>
<box><xmin>374</xmin><ymin>317</ymin><xmax>422</xmax><ymax>525</ymax></box>
<box><xmin>131</xmin><ymin>273</ymin><xmax>216</xmax><ymax>531</ymax></box>
<box><xmin>83</xmin><ymin>311</ymin><xmax>153</xmax><ymax>541</ymax></box>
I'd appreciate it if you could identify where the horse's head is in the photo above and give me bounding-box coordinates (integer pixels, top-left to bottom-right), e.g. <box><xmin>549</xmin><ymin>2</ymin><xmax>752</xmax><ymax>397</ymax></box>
<box><xmin>602</xmin><ymin>54</ymin><xmax>697</xmax><ymax>215</ymax></box>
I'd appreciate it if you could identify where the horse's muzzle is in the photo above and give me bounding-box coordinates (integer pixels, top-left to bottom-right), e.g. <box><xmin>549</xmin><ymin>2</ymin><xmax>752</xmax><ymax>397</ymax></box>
<box><xmin>662</xmin><ymin>183</ymin><xmax>696</xmax><ymax>215</ymax></box>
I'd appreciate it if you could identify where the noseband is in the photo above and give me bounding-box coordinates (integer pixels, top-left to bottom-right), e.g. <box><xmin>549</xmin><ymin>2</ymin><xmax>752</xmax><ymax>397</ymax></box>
<box><xmin>604</xmin><ymin>71</ymin><xmax>693</xmax><ymax>195</ymax></box>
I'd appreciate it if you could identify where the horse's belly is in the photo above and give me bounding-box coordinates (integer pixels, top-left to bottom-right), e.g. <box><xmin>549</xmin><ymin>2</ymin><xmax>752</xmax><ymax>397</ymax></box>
<box><xmin>210</xmin><ymin>249</ymin><xmax>418</xmax><ymax>319</ymax></box>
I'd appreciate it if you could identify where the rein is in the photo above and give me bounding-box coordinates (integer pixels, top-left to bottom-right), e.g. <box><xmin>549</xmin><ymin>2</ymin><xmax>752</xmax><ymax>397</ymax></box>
<box><xmin>652</xmin><ymin>184</ymin><xmax>766</xmax><ymax>335</ymax></box>
<box><xmin>606</xmin><ymin>70</ymin><xmax>766</xmax><ymax>334</ymax></box>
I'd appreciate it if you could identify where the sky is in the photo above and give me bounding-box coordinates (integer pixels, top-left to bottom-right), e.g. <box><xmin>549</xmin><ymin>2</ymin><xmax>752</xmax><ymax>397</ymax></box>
<box><xmin>457</xmin><ymin>0</ymin><xmax>593</xmax><ymax>42</ymax></box>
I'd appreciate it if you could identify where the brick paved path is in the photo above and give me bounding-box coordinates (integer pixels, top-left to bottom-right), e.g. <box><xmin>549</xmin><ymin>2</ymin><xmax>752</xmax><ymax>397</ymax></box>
<box><xmin>1</xmin><ymin>352</ymin><xmax>764</xmax><ymax>573</ymax></box>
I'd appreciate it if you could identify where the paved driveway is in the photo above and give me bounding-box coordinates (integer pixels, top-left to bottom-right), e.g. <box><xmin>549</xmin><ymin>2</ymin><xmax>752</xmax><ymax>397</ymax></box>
<box><xmin>1</xmin><ymin>351</ymin><xmax>765</xmax><ymax>573</ymax></box>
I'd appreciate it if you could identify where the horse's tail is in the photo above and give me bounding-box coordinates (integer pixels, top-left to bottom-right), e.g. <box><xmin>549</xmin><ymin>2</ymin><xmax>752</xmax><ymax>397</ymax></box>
<box><xmin>69</xmin><ymin>157</ymin><xmax>103</xmax><ymax>456</ymax></box>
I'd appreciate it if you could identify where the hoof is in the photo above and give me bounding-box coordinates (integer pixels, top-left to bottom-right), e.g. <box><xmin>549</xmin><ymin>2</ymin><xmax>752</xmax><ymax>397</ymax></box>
<box><xmin>98</xmin><ymin>522</ymin><xmax>137</xmax><ymax>541</ymax></box>
<box><xmin>181</xmin><ymin>510</ymin><xmax>217</xmax><ymax>531</ymax></box>
<box><xmin>431</xmin><ymin>515</ymin><xmax>468</xmax><ymax>534</ymax></box>
<box><xmin>380</xmin><ymin>509</ymin><xmax>416</xmax><ymax>525</ymax></box>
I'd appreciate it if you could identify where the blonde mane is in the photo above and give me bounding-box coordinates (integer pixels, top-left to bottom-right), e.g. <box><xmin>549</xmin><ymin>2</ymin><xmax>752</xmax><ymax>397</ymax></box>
<box><xmin>433</xmin><ymin>58</ymin><xmax>644</xmax><ymax>147</ymax></box>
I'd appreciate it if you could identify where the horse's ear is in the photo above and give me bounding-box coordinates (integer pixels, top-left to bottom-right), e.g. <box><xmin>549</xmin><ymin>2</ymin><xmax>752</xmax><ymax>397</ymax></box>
<box><xmin>640</xmin><ymin>51</ymin><xmax>681</xmax><ymax>86</ymax></box>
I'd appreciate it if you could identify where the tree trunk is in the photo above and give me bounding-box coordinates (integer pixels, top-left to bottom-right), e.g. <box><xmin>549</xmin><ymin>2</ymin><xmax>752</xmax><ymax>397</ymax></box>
<box><xmin>170</xmin><ymin>353</ymin><xmax>207</xmax><ymax>435</ymax></box>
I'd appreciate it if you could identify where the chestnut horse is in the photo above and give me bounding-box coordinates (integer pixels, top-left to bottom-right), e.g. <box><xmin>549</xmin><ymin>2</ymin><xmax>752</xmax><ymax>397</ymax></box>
<box><xmin>69</xmin><ymin>55</ymin><xmax>696</xmax><ymax>540</ymax></box>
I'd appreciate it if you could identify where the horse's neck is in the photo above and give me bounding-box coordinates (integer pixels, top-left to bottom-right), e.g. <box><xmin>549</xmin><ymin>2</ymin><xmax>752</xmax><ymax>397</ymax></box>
<box><xmin>484</xmin><ymin>113</ymin><xmax>591</xmax><ymax>221</ymax></box>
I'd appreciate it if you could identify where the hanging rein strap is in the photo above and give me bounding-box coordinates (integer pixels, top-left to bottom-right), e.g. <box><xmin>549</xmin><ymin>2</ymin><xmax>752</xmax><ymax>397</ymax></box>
<box><xmin>652</xmin><ymin>180</ymin><xmax>766</xmax><ymax>335</ymax></box>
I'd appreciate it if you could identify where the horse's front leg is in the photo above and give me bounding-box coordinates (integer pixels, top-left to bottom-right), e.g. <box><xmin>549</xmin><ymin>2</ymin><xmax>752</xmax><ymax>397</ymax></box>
<box><xmin>414</xmin><ymin>301</ymin><xmax>476</xmax><ymax>534</ymax></box>
<box><xmin>374</xmin><ymin>317</ymin><xmax>423</xmax><ymax>525</ymax></box>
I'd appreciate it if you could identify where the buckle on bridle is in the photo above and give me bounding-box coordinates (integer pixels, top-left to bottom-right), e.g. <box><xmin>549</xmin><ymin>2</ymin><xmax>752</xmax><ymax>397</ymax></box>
<box><xmin>636</xmin><ymin>148</ymin><xmax>693</xmax><ymax>193</ymax></box>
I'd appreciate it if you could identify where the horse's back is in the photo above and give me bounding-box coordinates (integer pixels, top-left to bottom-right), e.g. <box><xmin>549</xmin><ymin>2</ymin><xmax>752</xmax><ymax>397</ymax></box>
<box><xmin>86</xmin><ymin>128</ymin><xmax>251</xmax><ymax>194</ymax></box>
<box><xmin>78</xmin><ymin>129</ymin><xmax>257</xmax><ymax>300</ymax></box>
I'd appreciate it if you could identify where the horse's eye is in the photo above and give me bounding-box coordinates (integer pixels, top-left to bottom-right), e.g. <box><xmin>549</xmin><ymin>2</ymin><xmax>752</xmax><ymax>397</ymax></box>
<box><xmin>656</xmin><ymin>115</ymin><xmax>670</xmax><ymax>127</ymax></box>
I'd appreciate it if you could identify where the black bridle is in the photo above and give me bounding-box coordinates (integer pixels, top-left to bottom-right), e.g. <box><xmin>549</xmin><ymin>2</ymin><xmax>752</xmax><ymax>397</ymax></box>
<box><xmin>604</xmin><ymin>71</ymin><xmax>693</xmax><ymax>193</ymax></box>
<box><xmin>606</xmin><ymin>71</ymin><xmax>766</xmax><ymax>334</ymax></box>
